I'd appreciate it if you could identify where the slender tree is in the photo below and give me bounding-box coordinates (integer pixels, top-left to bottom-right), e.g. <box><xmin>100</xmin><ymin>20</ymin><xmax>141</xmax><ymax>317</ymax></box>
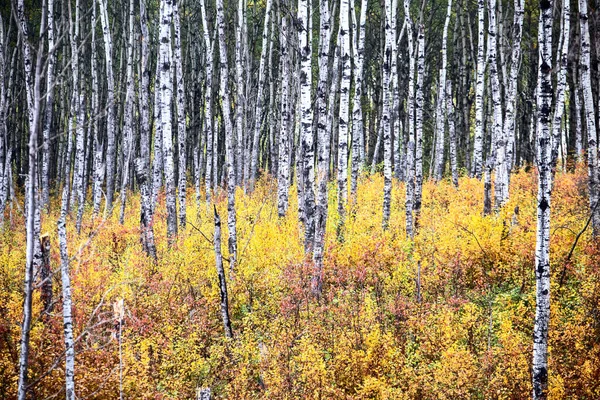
<box><xmin>216</xmin><ymin>0</ymin><xmax>238</xmax><ymax>268</ymax></box>
<box><xmin>532</xmin><ymin>0</ymin><xmax>553</xmax><ymax>397</ymax></box>
<box><xmin>579</xmin><ymin>0</ymin><xmax>599</xmax><ymax>235</ymax></box>
<box><xmin>472</xmin><ymin>0</ymin><xmax>486</xmax><ymax>179</ymax></box>
<box><xmin>433</xmin><ymin>0</ymin><xmax>452</xmax><ymax>181</ymax></box>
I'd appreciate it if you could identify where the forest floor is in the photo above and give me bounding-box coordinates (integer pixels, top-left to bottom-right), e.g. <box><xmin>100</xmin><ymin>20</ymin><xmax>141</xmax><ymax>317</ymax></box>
<box><xmin>1</xmin><ymin>165</ymin><xmax>600</xmax><ymax>399</ymax></box>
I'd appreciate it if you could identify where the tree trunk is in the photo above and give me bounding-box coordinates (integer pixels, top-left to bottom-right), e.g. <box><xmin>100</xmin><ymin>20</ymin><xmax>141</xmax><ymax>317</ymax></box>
<box><xmin>489</xmin><ymin>0</ymin><xmax>507</xmax><ymax>208</ymax></box>
<box><xmin>532</xmin><ymin>0</ymin><xmax>553</xmax><ymax>397</ymax></box>
<box><xmin>298</xmin><ymin>0</ymin><xmax>315</xmax><ymax>254</ymax></box>
<box><xmin>414</xmin><ymin>25</ymin><xmax>425</xmax><ymax>230</ymax></box>
<box><xmin>312</xmin><ymin>0</ymin><xmax>332</xmax><ymax>295</ymax></box>
<box><xmin>17</xmin><ymin>0</ymin><xmax>44</xmax><ymax>395</ymax></box>
<box><xmin>217</xmin><ymin>0</ymin><xmax>238</xmax><ymax>268</ymax></box>
<box><xmin>433</xmin><ymin>0</ymin><xmax>452</xmax><ymax>181</ymax></box>
<box><xmin>579</xmin><ymin>0</ymin><xmax>599</xmax><ymax>235</ymax></box>
<box><xmin>404</xmin><ymin>0</ymin><xmax>416</xmax><ymax>238</ymax></box>
<box><xmin>447</xmin><ymin>81</ymin><xmax>459</xmax><ymax>187</ymax></box>
<box><xmin>98</xmin><ymin>0</ymin><xmax>117</xmax><ymax>213</ymax></box>
<box><xmin>472</xmin><ymin>0</ymin><xmax>486</xmax><ymax>179</ymax></box>
<box><xmin>213</xmin><ymin>206</ymin><xmax>233</xmax><ymax>338</ymax></box>
<box><xmin>382</xmin><ymin>0</ymin><xmax>396</xmax><ymax>229</ymax></box>
<box><xmin>119</xmin><ymin>0</ymin><xmax>136</xmax><ymax>225</ymax></box>
<box><xmin>350</xmin><ymin>0</ymin><xmax>368</xmax><ymax>195</ymax></box>
<box><xmin>200</xmin><ymin>0</ymin><xmax>214</xmax><ymax>205</ymax></box>
<box><xmin>277</xmin><ymin>9</ymin><xmax>291</xmax><ymax>217</ymax></box>
<box><xmin>174</xmin><ymin>0</ymin><xmax>187</xmax><ymax>228</ymax></box>
<box><xmin>503</xmin><ymin>0</ymin><xmax>524</xmax><ymax>176</ymax></box>
<box><xmin>159</xmin><ymin>0</ymin><xmax>178</xmax><ymax>239</ymax></box>
<box><xmin>249</xmin><ymin>0</ymin><xmax>273</xmax><ymax>189</ymax></box>
<box><xmin>338</xmin><ymin>0</ymin><xmax>352</xmax><ymax>234</ymax></box>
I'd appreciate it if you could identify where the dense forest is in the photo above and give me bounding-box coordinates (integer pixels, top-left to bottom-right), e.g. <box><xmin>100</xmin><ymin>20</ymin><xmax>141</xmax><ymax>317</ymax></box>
<box><xmin>1</xmin><ymin>0</ymin><xmax>600</xmax><ymax>397</ymax></box>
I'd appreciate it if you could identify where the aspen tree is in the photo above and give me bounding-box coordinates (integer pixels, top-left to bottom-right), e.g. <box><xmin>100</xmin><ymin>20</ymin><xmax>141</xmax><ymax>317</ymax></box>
<box><xmin>532</xmin><ymin>0</ymin><xmax>553</xmax><ymax>396</ymax></box>
<box><xmin>433</xmin><ymin>0</ymin><xmax>452</xmax><ymax>182</ymax></box>
<box><xmin>216</xmin><ymin>0</ymin><xmax>238</xmax><ymax>267</ymax></box>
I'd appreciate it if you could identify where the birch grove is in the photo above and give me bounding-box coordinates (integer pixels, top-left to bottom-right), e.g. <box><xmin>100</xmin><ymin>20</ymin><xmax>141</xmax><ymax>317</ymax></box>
<box><xmin>4</xmin><ymin>0</ymin><xmax>600</xmax><ymax>396</ymax></box>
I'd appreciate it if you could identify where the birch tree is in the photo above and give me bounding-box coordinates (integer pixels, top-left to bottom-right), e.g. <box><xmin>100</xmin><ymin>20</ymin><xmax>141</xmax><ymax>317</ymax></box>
<box><xmin>503</xmin><ymin>0</ymin><xmax>524</xmax><ymax>175</ymax></box>
<box><xmin>98</xmin><ymin>0</ymin><xmax>117</xmax><ymax>213</ymax></box>
<box><xmin>41</xmin><ymin>0</ymin><xmax>56</xmax><ymax>210</ymax></box>
<box><xmin>312</xmin><ymin>0</ymin><xmax>332</xmax><ymax>295</ymax></box>
<box><xmin>472</xmin><ymin>0</ymin><xmax>486</xmax><ymax>179</ymax></box>
<box><xmin>159</xmin><ymin>0</ymin><xmax>178</xmax><ymax>239</ymax></box>
<box><xmin>404</xmin><ymin>0</ymin><xmax>416</xmax><ymax>238</ymax></box>
<box><xmin>277</xmin><ymin>9</ymin><xmax>291</xmax><ymax>217</ymax></box>
<box><xmin>414</xmin><ymin>24</ymin><xmax>425</xmax><ymax>229</ymax></box>
<box><xmin>173</xmin><ymin>0</ymin><xmax>187</xmax><ymax>228</ymax></box>
<box><xmin>214</xmin><ymin>207</ymin><xmax>233</xmax><ymax>338</ymax></box>
<box><xmin>447</xmin><ymin>81</ymin><xmax>458</xmax><ymax>187</ymax></box>
<box><xmin>200</xmin><ymin>0</ymin><xmax>214</xmax><ymax>204</ymax></box>
<box><xmin>249</xmin><ymin>0</ymin><xmax>273</xmax><ymax>189</ymax></box>
<box><xmin>433</xmin><ymin>0</ymin><xmax>452</xmax><ymax>182</ymax></box>
<box><xmin>16</xmin><ymin>0</ymin><xmax>44</xmax><ymax>396</ymax></box>
<box><xmin>381</xmin><ymin>0</ymin><xmax>395</xmax><ymax>229</ymax></box>
<box><xmin>217</xmin><ymin>0</ymin><xmax>238</xmax><ymax>268</ymax></box>
<box><xmin>488</xmin><ymin>0</ymin><xmax>507</xmax><ymax>208</ymax></box>
<box><xmin>337</xmin><ymin>0</ymin><xmax>351</xmax><ymax>234</ymax></box>
<box><xmin>532</xmin><ymin>0</ymin><xmax>553</xmax><ymax>397</ymax></box>
<box><xmin>579</xmin><ymin>0</ymin><xmax>599</xmax><ymax>235</ymax></box>
<box><xmin>298</xmin><ymin>0</ymin><xmax>315</xmax><ymax>254</ymax></box>
<box><xmin>350</xmin><ymin>0</ymin><xmax>368</xmax><ymax>195</ymax></box>
<box><xmin>119</xmin><ymin>0</ymin><xmax>136</xmax><ymax>225</ymax></box>
<box><xmin>551</xmin><ymin>0</ymin><xmax>569</xmax><ymax>171</ymax></box>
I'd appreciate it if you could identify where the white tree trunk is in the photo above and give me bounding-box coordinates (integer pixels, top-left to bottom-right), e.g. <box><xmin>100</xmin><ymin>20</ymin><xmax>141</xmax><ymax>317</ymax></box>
<box><xmin>278</xmin><ymin>10</ymin><xmax>291</xmax><ymax>217</ymax></box>
<box><xmin>550</xmin><ymin>0</ymin><xmax>569</xmax><ymax>172</ymax></box>
<box><xmin>404</xmin><ymin>0</ymin><xmax>416</xmax><ymax>238</ymax></box>
<box><xmin>382</xmin><ymin>0</ymin><xmax>396</xmax><ymax>229</ymax></box>
<box><xmin>472</xmin><ymin>0</ymin><xmax>486</xmax><ymax>179</ymax></box>
<box><xmin>488</xmin><ymin>0</ymin><xmax>507</xmax><ymax>208</ymax></box>
<box><xmin>200</xmin><ymin>0</ymin><xmax>214</xmax><ymax>205</ymax></box>
<box><xmin>159</xmin><ymin>0</ymin><xmax>178</xmax><ymax>239</ymax></box>
<box><xmin>91</xmin><ymin>0</ymin><xmax>104</xmax><ymax>216</ymax></box>
<box><xmin>98</xmin><ymin>0</ymin><xmax>117</xmax><ymax>213</ymax></box>
<box><xmin>234</xmin><ymin>0</ymin><xmax>245</xmax><ymax>187</ymax></box>
<box><xmin>41</xmin><ymin>0</ymin><xmax>55</xmax><ymax>210</ymax></box>
<box><xmin>350</xmin><ymin>0</ymin><xmax>368</xmax><ymax>194</ymax></box>
<box><xmin>217</xmin><ymin>0</ymin><xmax>238</xmax><ymax>268</ymax></box>
<box><xmin>433</xmin><ymin>0</ymin><xmax>452</xmax><ymax>181</ymax></box>
<box><xmin>119</xmin><ymin>0</ymin><xmax>136</xmax><ymax>225</ymax></box>
<box><xmin>16</xmin><ymin>0</ymin><xmax>44</xmax><ymax>396</ymax></box>
<box><xmin>311</xmin><ymin>0</ymin><xmax>332</xmax><ymax>295</ymax></box>
<box><xmin>173</xmin><ymin>0</ymin><xmax>187</xmax><ymax>228</ymax></box>
<box><xmin>58</xmin><ymin>176</ymin><xmax>76</xmax><ymax>400</ymax></box>
<box><xmin>338</xmin><ymin>0</ymin><xmax>351</xmax><ymax>234</ymax></box>
<box><xmin>249</xmin><ymin>0</ymin><xmax>273</xmax><ymax>189</ymax></box>
<box><xmin>532</xmin><ymin>0</ymin><xmax>553</xmax><ymax>397</ymax></box>
<box><xmin>414</xmin><ymin>25</ymin><xmax>425</xmax><ymax>229</ymax></box>
<box><xmin>447</xmin><ymin>81</ymin><xmax>458</xmax><ymax>187</ymax></box>
<box><xmin>298</xmin><ymin>0</ymin><xmax>315</xmax><ymax>254</ymax></box>
<box><xmin>503</xmin><ymin>0</ymin><xmax>524</xmax><ymax>176</ymax></box>
<box><xmin>580</xmin><ymin>0</ymin><xmax>599</xmax><ymax>235</ymax></box>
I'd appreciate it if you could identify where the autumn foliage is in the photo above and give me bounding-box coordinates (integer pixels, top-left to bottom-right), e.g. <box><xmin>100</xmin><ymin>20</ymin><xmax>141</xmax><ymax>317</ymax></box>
<box><xmin>1</xmin><ymin>166</ymin><xmax>600</xmax><ymax>399</ymax></box>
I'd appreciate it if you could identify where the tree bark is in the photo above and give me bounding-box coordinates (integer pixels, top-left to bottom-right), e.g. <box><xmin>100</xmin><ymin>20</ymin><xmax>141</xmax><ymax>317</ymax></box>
<box><xmin>472</xmin><ymin>0</ymin><xmax>486</xmax><ymax>179</ymax></box>
<box><xmin>532</xmin><ymin>0</ymin><xmax>553</xmax><ymax>397</ymax></box>
<box><xmin>159</xmin><ymin>0</ymin><xmax>178</xmax><ymax>239</ymax></box>
<box><xmin>433</xmin><ymin>0</ymin><xmax>452</xmax><ymax>181</ymax></box>
<box><xmin>173</xmin><ymin>0</ymin><xmax>187</xmax><ymax>228</ymax></box>
<box><xmin>217</xmin><ymin>0</ymin><xmax>238</xmax><ymax>268</ymax></box>
<box><xmin>350</xmin><ymin>0</ymin><xmax>368</xmax><ymax>195</ymax></box>
<box><xmin>213</xmin><ymin>206</ymin><xmax>233</xmax><ymax>338</ymax></box>
<box><xmin>579</xmin><ymin>0</ymin><xmax>599</xmax><ymax>235</ymax></box>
